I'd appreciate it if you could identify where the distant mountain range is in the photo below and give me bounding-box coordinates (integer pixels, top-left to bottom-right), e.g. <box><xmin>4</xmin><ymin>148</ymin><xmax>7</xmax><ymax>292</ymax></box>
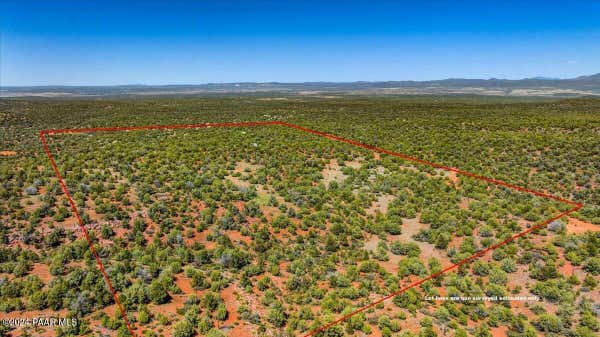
<box><xmin>2</xmin><ymin>73</ymin><xmax>600</xmax><ymax>98</ymax></box>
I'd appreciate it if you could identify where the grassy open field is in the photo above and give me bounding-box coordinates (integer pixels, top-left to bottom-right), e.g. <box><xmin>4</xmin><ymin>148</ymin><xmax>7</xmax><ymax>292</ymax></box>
<box><xmin>1</xmin><ymin>96</ymin><xmax>599</xmax><ymax>337</ymax></box>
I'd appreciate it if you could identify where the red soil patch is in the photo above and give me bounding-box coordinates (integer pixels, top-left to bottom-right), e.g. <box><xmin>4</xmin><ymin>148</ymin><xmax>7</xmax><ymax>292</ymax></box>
<box><xmin>183</xmin><ymin>228</ymin><xmax>215</xmax><ymax>248</ymax></box>
<box><xmin>220</xmin><ymin>284</ymin><xmax>254</xmax><ymax>337</ymax></box>
<box><xmin>368</xmin><ymin>324</ymin><xmax>383</xmax><ymax>337</ymax></box>
<box><xmin>234</xmin><ymin>160</ymin><xmax>262</xmax><ymax>174</ymax></box>
<box><xmin>102</xmin><ymin>304</ymin><xmax>118</xmax><ymax>317</ymax></box>
<box><xmin>151</xmin><ymin>294</ymin><xmax>186</xmax><ymax>319</ymax></box>
<box><xmin>490</xmin><ymin>325</ymin><xmax>508</xmax><ymax>337</ymax></box>
<box><xmin>174</xmin><ymin>274</ymin><xmax>195</xmax><ymax>294</ymax></box>
<box><xmin>226</xmin><ymin>321</ymin><xmax>254</xmax><ymax>336</ymax></box>
<box><xmin>225</xmin><ymin>230</ymin><xmax>251</xmax><ymax>245</ymax></box>
<box><xmin>232</xmin><ymin>200</ymin><xmax>245</xmax><ymax>212</ymax></box>
<box><xmin>436</xmin><ymin>169</ymin><xmax>459</xmax><ymax>187</ymax></box>
<box><xmin>215</xmin><ymin>207</ymin><xmax>226</xmax><ymax>218</ymax></box>
<box><xmin>30</xmin><ymin>263</ymin><xmax>52</xmax><ymax>284</ymax></box>
<box><xmin>220</xmin><ymin>285</ymin><xmax>239</xmax><ymax>325</ymax></box>
<box><xmin>447</xmin><ymin>170</ymin><xmax>459</xmax><ymax>185</ymax></box>
<box><xmin>566</xmin><ymin>217</ymin><xmax>599</xmax><ymax>234</ymax></box>
<box><xmin>556</xmin><ymin>251</ymin><xmax>587</xmax><ymax>279</ymax></box>
<box><xmin>558</xmin><ymin>260</ymin><xmax>577</xmax><ymax>276</ymax></box>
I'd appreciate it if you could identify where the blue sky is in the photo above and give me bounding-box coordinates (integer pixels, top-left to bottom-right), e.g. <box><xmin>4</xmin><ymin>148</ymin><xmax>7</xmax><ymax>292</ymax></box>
<box><xmin>1</xmin><ymin>0</ymin><xmax>599</xmax><ymax>86</ymax></box>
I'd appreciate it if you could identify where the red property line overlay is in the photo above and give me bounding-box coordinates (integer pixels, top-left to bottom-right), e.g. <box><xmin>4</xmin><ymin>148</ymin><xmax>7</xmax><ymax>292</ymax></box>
<box><xmin>39</xmin><ymin>121</ymin><xmax>583</xmax><ymax>337</ymax></box>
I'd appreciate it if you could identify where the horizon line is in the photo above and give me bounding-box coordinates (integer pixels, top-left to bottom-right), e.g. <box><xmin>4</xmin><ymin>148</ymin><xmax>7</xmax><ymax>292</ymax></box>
<box><xmin>2</xmin><ymin>73</ymin><xmax>598</xmax><ymax>88</ymax></box>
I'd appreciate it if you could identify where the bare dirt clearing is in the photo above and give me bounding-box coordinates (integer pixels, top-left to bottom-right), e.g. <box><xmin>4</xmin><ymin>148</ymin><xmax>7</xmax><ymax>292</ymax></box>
<box><xmin>0</xmin><ymin>150</ymin><xmax>17</xmax><ymax>156</ymax></box>
<box><xmin>366</xmin><ymin>194</ymin><xmax>395</xmax><ymax>215</ymax></box>
<box><xmin>567</xmin><ymin>217</ymin><xmax>599</xmax><ymax>234</ymax></box>
<box><xmin>322</xmin><ymin>159</ymin><xmax>347</xmax><ymax>185</ymax></box>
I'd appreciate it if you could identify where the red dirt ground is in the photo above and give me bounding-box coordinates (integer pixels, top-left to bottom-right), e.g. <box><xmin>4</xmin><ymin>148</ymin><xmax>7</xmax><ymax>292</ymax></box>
<box><xmin>29</xmin><ymin>263</ymin><xmax>53</xmax><ymax>284</ymax></box>
<box><xmin>567</xmin><ymin>217</ymin><xmax>599</xmax><ymax>234</ymax></box>
<box><xmin>220</xmin><ymin>284</ymin><xmax>254</xmax><ymax>337</ymax></box>
<box><xmin>490</xmin><ymin>325</ymin><xmax>508</xmax><ymax>337</ymax></box>
<box><xmin>174</xmin><ymin>274</ymin><xmax>195</xmax><ymax>294</ymax></box>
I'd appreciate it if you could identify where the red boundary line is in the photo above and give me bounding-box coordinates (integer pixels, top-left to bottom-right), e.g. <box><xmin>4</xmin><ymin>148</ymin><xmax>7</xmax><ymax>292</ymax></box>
<box><xmin>39</xmin><ymin>121</ymin><xmax>583</xmax><ymax>337</ymax></box>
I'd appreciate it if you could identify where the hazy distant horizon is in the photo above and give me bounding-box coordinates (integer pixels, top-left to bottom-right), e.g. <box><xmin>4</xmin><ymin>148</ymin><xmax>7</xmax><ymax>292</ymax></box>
<box><xmin>1</xmin><ymin>73</ymin><xmax>595</xmax><ymax>88</ymax></box>
<box><xmin>2</xmin><ymin>0</ymin><xmax>600</xmax><ymax>86</ymax></box>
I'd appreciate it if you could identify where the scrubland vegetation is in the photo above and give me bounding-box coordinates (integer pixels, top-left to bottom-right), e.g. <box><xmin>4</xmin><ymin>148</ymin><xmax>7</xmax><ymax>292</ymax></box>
<box><xmin>0</xmin><ymin>97</ymin><xmax>598</xmax><ymax>337</ymax></box>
